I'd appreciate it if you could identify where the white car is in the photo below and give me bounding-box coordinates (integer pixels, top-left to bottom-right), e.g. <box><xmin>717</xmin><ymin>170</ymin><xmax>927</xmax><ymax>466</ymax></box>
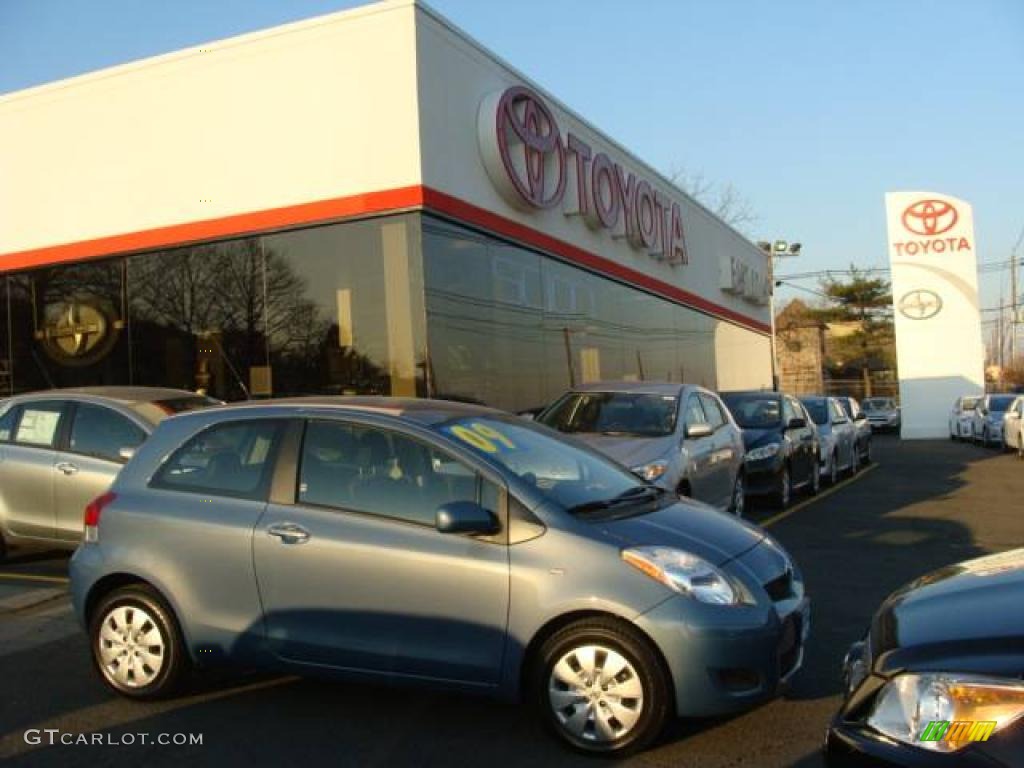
<box><xmin>1003</xmin><ymin>396</ymin><xmax>1024</xmax><ymax>457</ymax></box>
<box><xmin>970</xmin><ymin>394</ymin><xmax>1019</xmax><ymax>448</ymax></box>
<box><xmin>949</xmin><ymin>394</ymin><xmax>981</xmax><ymax>440</ymax></box>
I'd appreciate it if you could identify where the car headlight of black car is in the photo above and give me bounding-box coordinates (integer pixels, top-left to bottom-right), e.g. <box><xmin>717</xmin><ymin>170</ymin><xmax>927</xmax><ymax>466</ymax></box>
<box><xmin>866</xmin><ymin>672</ymin><xmax>1024</xmax><ymax>752</ymax></box>
<box><xmin>744</xmin><ymin>443</ymin><xmax>780</xmax><ymax>462</ymax></box>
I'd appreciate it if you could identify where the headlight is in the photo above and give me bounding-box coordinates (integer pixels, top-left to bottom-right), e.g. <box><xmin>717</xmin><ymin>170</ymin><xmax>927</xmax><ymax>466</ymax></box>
<box><xmin>867</xmin><ymin>673</ymin><xmax>1024</xmax><ymax>752</ymax></box>
<box><xmin>630</xmin><ymin>460</ymin><xmax>669</xmax><ymax>482</ymax></box>
<box><xmin>745</xmin><ymin>443</ymin><xmax>781</xmax><ymax>462</ymax></box>
<box><xmin>621</xmin><ymin>546</ymin><xmax>750</xmax><ymax>605</ymax></box>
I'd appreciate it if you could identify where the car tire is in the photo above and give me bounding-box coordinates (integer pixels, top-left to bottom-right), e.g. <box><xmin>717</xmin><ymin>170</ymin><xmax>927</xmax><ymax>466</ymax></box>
<box><xmin>89</xmin><ymin>584</ymin><xmax>190</xmax><ymax>700</ymax></box>
<box><xmin>774</xmin><ymin>466</ymin><xmax>791</xmax><ymax>510</ymax></box>
<box><xmin>850</xmin><ymin>445</ymin><xmax>860</xmax><ymax>475</ymax></box>
<box><xmin>728</xmin><ymin>472</ymin><xmax>745</xmax><ymax>518</ymax></box>
<box><xmin>982</xmin><ymin>427</ymin><xmax>991</xmax><ymax>449</ymax></box>
<box><xmin>829</xmin><ymin>452</ymin><xmax>838</xmax><ymax>486</ymax></box>
<box><xmin>807</xmin><ymin>456</ymin><xmax>821</xmax><ymax>496</ymax></box>
<box><xmin>863</xmin><ymin>439</ymin><xmax>872</xmax><ymax>465</ymax></box>
<box><xmin>532</xmin><ymin>618</ymin><xmax>672</xmax><ymax>757</ymax></box>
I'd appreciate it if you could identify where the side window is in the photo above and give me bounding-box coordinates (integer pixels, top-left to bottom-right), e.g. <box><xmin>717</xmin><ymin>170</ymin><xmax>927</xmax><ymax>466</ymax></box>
<box><xmin>14</xmin><ymin>402</ymin><xmax>64</xmax><ymax>447</ymax></box>
<box><xmin>298</xmin><ymin>421</ymin><xmax>494</xmax><ymax>528</ymax></box>
<box><xmin>0</xmin><ymin>404</ymin><xmax>20</xmax><ymax>442</ymax></box>
<box><xmin>683</xmin><ymin>395</ymin><xmax>707</xmax><ymax>428</ymax></box>
<box><xmin>699</xmin><ymin>394</ymin><xmax>725</xmax><ymax>429</ymax></box>
<box><xmin>69</xmin><ymin>403</ymin><xmax>146</xmax><ymax>463</ymax></box>
<box><xmin>848</xmin><ymin>398</ymin><xmax>861</xmax><ymax>418</ymax></box>
<box><xmin>153</xmin><ymin>420</ymin><xmax>283</xmax><ymax>500</ymax></box>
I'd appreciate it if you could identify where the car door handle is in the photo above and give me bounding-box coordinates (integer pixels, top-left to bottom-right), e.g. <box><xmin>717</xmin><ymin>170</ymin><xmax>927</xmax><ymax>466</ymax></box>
<box><xmin>266</xmin><ymin>522</ymin><xmax>310</xmax><ymax>545</ymax></box>
<box><xmin>55</xmin><ymin>461</ymin><xmax>79</xmax><ymax>476</ymax></box>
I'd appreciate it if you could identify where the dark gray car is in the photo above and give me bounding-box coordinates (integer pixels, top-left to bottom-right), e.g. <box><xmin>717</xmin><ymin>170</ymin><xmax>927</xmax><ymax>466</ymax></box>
<box><xmin>0</xmin><ymin>387</ymin><xmax>218</xmax><ymax>560</ymax></box>
<box><xmin>70</xmin><ymin>397</ymin><xmax>809</xmax><ymax>756</ymax></box>
<box><xmin>536</xmin><ymin>383</ymin><xmax>747</xmax><ymax>516</ymax></box>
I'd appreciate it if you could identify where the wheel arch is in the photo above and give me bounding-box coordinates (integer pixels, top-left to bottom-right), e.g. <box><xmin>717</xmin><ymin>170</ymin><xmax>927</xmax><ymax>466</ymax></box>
<box><xmin>517</xmin><ymin>609</ymin><xmax>675</xmax><ymax>706</ymax></box>
<box><xmin>84</xmin><ymin>572</ymin><xmax>193</xmax><ymax>658</ymax></box>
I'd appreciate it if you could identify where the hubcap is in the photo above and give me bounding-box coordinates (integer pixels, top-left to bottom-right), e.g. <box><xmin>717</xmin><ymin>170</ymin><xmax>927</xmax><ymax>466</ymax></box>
<box><xmin>548</xmin><ymin>645</ymin><xmax>644</xmax><ymax>744</ymax></box>
<box><xmin>97</xmin><ymin>605</ymin><xmax>165</xmax><ymax>689</ymax></box>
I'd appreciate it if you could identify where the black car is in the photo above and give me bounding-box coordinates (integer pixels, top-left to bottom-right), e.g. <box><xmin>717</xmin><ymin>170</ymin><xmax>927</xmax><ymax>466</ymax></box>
<box><xmin>827</xmin><ymin>549</ymin><xmax>1024</xmax><ymax>766</ymax></box>
<box><xmin>721</xmin><ymin>391</ymin><xmax>820</xmax><ymax>508</ymax></box>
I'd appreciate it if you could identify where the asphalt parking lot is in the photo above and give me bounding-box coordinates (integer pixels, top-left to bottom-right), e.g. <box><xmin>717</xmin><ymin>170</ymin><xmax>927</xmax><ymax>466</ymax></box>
<box><xmin>1</xmin><ymin>436</ymin><xmax>1022</xmax><ymax>767</ymax></box>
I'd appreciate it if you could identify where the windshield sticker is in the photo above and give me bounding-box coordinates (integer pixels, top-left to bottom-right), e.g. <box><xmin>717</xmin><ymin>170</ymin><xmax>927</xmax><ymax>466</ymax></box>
<box><xmin>444</xmin><ymin>421</ymin><xmax>517</xmax><ymax>454</ymax></box>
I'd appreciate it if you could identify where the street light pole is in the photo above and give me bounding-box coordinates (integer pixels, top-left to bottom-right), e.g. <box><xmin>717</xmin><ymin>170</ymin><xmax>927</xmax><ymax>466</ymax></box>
<box><xmin>758</xmin><ymin>240</ymin><xmax>802</xmax><ymax>393</ymax></box>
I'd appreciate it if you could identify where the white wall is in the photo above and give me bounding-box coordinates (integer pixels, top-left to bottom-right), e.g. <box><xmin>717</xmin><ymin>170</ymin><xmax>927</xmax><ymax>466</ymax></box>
<box><xmin>0</xmin><ymin>2</ymin><xmax>422</xmax><ymax>259</ymax></box>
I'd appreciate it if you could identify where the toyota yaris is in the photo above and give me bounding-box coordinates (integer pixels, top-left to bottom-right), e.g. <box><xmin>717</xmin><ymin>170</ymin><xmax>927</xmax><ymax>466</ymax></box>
<box><xmin>71</xmin><ymin>398</ymin><xmax>809</xmax><ymax>755</ymax></box>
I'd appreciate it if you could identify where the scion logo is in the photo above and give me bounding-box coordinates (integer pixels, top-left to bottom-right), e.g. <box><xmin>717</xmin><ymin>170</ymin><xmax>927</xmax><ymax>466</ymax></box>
<box><xmin>902</xmin><ymin>199</ymin><xmax>958</xmax><ymax>237</ymax></box>
<box><xmin>898</xmin><ymin>289</ymin><xmax>943</xmax><ymax>320</ymax></box>
<box><xmin>490</xmin><ymin>86</ymin><xmax>566</xmax><ymax>210</ymax></box>
<box><xmin>35</xmin><ymin>301</ymin><xmax>120</xmax><ymax>366</ymax></box>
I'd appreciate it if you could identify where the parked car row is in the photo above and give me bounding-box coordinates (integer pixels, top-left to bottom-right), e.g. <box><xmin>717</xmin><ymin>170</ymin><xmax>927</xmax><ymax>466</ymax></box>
<box><xmin>950</xmin><ymin>393</ymin><xmax>1024</xmax><ymax>455</ymax></box>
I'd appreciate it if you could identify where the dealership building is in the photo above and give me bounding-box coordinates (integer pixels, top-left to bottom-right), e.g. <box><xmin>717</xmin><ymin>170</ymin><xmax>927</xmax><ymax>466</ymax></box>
<box><xmin>0</xmin><ymin>0</ymin><xmax>771</xmax><ymax>412</ymax></box>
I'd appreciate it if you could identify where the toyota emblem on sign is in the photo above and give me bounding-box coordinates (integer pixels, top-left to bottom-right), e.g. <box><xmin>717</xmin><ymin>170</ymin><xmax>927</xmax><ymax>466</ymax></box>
<box><xmin>901</xmin><ymin>199</ymin><xmax>958</xmax><ymax>236</ymax></box>
<box><xmin>898</xmin><ymin>289</ymin><xmax>943</xmax><ymax>320</ymax></box>
<box><xmin>491</xmin><ymin>86</ymin><xmax>566</xmax><ymax>209</ymax></box>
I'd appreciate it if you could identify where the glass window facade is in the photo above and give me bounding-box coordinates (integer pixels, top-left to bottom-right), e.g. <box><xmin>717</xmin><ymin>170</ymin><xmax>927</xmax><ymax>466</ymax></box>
<box><xmin>0</xmin><ymin>211</ymin><xmax>763</xmax><ymax>411</ymax></box>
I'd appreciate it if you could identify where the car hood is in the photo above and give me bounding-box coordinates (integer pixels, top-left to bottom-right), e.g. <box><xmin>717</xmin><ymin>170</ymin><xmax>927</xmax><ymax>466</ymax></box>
<box><xmin>740</xmin><ymin>427</ymin><xmax>782</xmax><ymax>450</ymax></box>
<box><xmin>871</xmin><ymin>549</ymin><xmax>1024</xmax><ymax>664</ymax></box>
<box><xmin>571</xmin><ymin>433</ymin><xmax>677</xmax><ymax>468</ymax></box>
<box><xmin>595</xmin><ymin>498</ymin><xmax>765</xmax><ymax>566</ymax></box>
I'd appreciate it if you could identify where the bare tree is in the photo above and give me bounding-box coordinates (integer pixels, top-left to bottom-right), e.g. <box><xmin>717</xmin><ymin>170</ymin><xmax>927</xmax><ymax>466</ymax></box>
<box><xmin>669</xmin><ymin>166</ymin><xmax>758</xmax><ymax>233</ymax></box>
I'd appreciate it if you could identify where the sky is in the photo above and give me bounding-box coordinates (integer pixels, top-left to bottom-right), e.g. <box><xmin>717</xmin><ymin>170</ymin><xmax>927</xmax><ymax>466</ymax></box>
<box><xmin>2</xmin><ymin>0</ymin><xmax>1023</xmax><ymax>339</ymax></box>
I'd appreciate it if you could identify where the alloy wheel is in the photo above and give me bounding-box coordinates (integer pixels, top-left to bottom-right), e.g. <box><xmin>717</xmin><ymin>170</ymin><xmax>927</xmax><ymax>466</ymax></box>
<box><xmin>96</xmin><ymin>604</ymin><xmax>166</xmax><ymax>691</ymax></box>
<box><xmin>548</xmin><ymin>645</ymin><xmax>645</xmax><ymax>746</ymax></box>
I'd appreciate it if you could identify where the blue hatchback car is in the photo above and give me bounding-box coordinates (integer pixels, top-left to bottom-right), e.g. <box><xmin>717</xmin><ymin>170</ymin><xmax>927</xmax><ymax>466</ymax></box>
<box><xmin>71</xmin><ymin>397</ymin><xmax>809</xmax><ymax>755</ymax></box>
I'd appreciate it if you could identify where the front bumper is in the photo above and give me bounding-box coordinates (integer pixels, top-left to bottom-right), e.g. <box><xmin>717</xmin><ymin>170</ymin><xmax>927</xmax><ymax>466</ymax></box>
<box><xmin>867</xmin><ymin>415</ymin><xmax>900</xmax><ymax>430</ymax></box>
<box><xmin>635</xmin><ymin>544</ymin><xmax>810</xmax><ymax>717</ymax></box>
<box><xmin>743</xmin><ymin>454</ymin><xmax>785</xmax><ymax>497</ymax></box>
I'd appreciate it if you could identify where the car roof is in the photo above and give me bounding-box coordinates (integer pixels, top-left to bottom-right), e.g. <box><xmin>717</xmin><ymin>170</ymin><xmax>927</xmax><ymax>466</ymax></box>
<box><xmin>566</xmin><ymin>381</ymin><xmax>689</xmax><ymax>395</ymax></box>
<box><xmin>211</xmin><ymin>396</ymin><xmax>509</xmax><ymax>426</ymax></box>
<box><xmin>720</xmin><ymin>390</ymin><xmax>781</xmax><ymax>399</ymax></box>
<box><xmin>7</xmin><ymin>386</ymin><xmax>205</xmax><ymax>405</ymax></box>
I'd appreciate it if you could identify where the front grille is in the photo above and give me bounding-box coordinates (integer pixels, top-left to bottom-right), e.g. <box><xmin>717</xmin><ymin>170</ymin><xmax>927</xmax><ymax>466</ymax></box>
<box><xmin>764</xmin><ymin>568</ymin><xmax>794</xmax><ymax>602</ymax></box>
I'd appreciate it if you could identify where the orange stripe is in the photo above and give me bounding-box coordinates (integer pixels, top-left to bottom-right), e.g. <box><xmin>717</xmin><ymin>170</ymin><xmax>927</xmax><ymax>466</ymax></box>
<box><xmin>0</xmin><ymin>183</ymin><xmax>769</xmax><ymax>334</ymax></box>
<box><xmin>0</xmin><ymin>186</ymin><xmax>425</xmax><ymax>271</ymax></box>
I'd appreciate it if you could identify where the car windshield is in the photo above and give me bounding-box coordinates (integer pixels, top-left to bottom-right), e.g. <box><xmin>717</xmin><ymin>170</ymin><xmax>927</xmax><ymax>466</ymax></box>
<box><xmin>434</xmin><ymin>416</ymin><xmax>655</xmax><ymax>515</ymax></box>
<box><xmin>537</xmin><ymin>391</ymin><xmax>678</xmax><ymax>437</ymax></box>
<box><xmin>800</xmin><ymin>400</ymin><xmax>828</xmax><ymax>425</ymax></box>
<box><xmin>989</xmin><ymin>395</ymin><xmax>1015</xmax><ymax>412</ymax></box>
<box><xmin>960</xmin><ymin>396</ymin><xmax>980</xmax><ymax>412</ymax></box>
<box><xmin>721</xmin><ymin>394</ymin><xmax>781</xmax><ymax>428</ymax></box>
<box><xmin>154</xmin><ymin>396</ymin><xmax>223</xmax><ymax>414</ymax></box>
<box><xmin>862</xmin><ymin>398</ymin><xmax>894</xmax><ymax>412</ymax></box>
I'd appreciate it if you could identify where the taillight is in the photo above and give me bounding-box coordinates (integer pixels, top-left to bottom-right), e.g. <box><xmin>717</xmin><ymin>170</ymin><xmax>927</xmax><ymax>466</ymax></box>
<box><xmin>83</xmin><ymin>491</ymin><xmax>116</xmax><ymax>541</ymax></box>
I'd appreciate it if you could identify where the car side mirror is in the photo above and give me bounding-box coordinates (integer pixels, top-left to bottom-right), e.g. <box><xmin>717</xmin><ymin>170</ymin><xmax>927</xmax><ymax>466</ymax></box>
<box><xmin>436</xmin><ymin>501</ymin><xmax>500</xmax><ymax>536</ymax></box>
<box><xmin>118</xmin><ymin>446</ymin><xmax>137</xmax><ymax>461</ymax></box>
<box><xmin>685</xmin><ymin>422</ymin><xmax>713</xmax><ymax>439</ymax></box>
<box><xmin>786</xmin><ymin>417</ymin><xmax>807</xmax><ymax>429</ymax></box>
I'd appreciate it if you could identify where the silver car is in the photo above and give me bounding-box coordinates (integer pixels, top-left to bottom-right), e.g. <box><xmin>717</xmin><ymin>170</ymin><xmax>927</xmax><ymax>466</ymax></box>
<box><xmin>0</xmin><ymin>387</ymin><xmax>217</xmax><ymax>560</ymax></box>
<box><xmin>949</xmin><ymin>394</ymin><xmax>982</xmax><ymax>440</ymax></box>
<box><xmin>70</xmin><ymin>397</ymin><xmax>809</xmax><ymax>756</ymax></box>
<box><xmin>861</xmin><ymin>397</ymin><xmax>901</xmax><ymax>433</ymax></box>
<box><xmin>1004</xmin><ymin>396</ymin><xmax>1024</xmax><ymax>457</ymax></box>
<box><xmin>798</xmin><ymin>396</ymin><xmax>858</xmax><ymax>485</ymax></box>
<box><xmin>537</xmin><ymin>383</ymin><xmax>746</xmax><ymax>516</ymax></box>
<box><xmin>970</xmin><ymin>393</ymin><xmax>1018</xmax><ymax>448</ymax></box>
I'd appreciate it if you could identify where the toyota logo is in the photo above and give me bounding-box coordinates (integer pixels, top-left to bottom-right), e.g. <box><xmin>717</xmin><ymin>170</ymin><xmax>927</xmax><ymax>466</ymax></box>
<box><xmin>35</xmin><ymin>300</ymin><xmax>120</xmax><ymax>366</ymax></box>
<box><xmin>902</xmin><ymin>199</ymin><xmax>958</xmax><ymax>236</ymax></box>
<box><xmin>898</xmin><ymin>289</ymin><xmax>943</xmax><ymax>320</ymax></box>
<box><xmin>492</xmin><ymin>86</ymin><xmax>566</xmax><ymax>209</ymax></box>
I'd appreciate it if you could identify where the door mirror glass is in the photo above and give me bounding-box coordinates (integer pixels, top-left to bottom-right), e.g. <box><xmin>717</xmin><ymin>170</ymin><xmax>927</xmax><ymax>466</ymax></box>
<box><xmin>685</xmin><ymin>422</ymin><xmax>714</xmax><ymax>439</ymax></box>
<box><xmin>436</xmin><ymin>501</ymin><xmax>500</xmax><ymax>535</ymax></box>
<box><xmin>786</xmin><ymin>417</ymin><xmax>807</xmax><ymax>430</ymax></box>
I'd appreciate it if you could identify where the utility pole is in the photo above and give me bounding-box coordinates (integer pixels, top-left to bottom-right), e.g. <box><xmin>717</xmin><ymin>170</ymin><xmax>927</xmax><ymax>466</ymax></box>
<box><xmin>1012</xmin><ymin>250</ymin><xmax>1019</xmax><ymax>368</ymax></box>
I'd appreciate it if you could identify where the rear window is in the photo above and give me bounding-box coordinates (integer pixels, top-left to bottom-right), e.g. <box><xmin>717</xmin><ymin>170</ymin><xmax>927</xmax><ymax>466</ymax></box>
<box><xmin>154</xmin><ymin>396</ymin><xmax>222</xmax><ymax>414</ymax></box>
<box><xmin>152</xmin><ymin>420</ymin><xmax>284</xmax><ymax>500</ymax></box>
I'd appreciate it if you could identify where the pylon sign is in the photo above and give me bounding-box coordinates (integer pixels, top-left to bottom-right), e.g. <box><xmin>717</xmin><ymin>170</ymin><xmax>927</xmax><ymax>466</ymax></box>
<box><xmin>885</xmin><ymin>191</ymin><xmax>985</xmax><ymax>439</ymax></box>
